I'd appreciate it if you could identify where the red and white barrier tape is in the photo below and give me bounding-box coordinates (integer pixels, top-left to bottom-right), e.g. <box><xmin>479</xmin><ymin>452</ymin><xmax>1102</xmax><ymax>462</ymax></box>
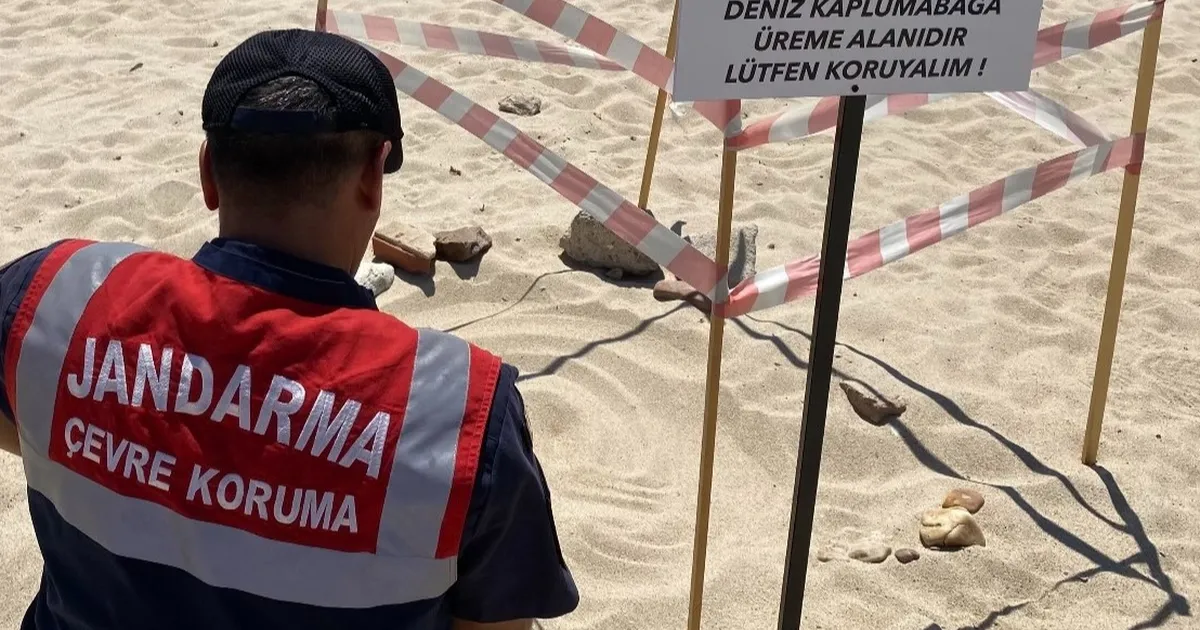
<box><xmin>327</xmin><ymin>0</ymin><xmax>1159</xmax><ymax>146</ymax></box>
<box><xmin>324</xmin><ymin>1</ymin><xmax>1159</xmax><ymax>316</ymax></box>
<box><xmin>728</xmin><ymin>0</ymin><xmax>1164</xmax><ymax>151</ymax></box>
<box><xmin>326</xmin><ymin>3</ymin><xmax>743</xmax><ymax>138</ymax></box>
<box><xmin>720</xmin><ymin>133</ymin><xmax>1146</xmax><ymax>317</ymax></box>
<box><xmin>349</xmin><ymin>42</ymin><xmax>726</xmax><ymax>299</ymax></box>
<box><xmin>986</xmin><ymin>90</ymin><xmax>1114</xmax><ymax>147</ymax></box>
<box><xmin>481</xmin><ymin>0</ymin><xmax>743</xmax><ymax>138</ymax></box>
<box><xmin>1036</xmin><ymin>0</ymin><xmax>1164</xmax><ymax>67</ymax></box>
<box><xmin>326</xmin><ymin>10</ymin><xmax>626</xmax><ymax>71</ymax></box>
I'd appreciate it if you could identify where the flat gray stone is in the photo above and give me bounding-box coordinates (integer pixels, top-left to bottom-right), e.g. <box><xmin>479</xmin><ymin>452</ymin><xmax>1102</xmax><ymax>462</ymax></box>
<box><xmin>434</xmin><ymin>226</ymin><xmax>493</xmax><ymax>262</ymax></box>
<box><xmin>499</xmin><ymin>95</ymin><xmax>542</xmax><ymax>116</ymax></box>
<box><xmin>559</xmin><ymin>209</ymin><xmax>660</xmax><ymax>276</ymax></box>
<box><xmin>685</xmin><ymin>224</ymin><xmax>758</xmax><ymax>288</ymax></box>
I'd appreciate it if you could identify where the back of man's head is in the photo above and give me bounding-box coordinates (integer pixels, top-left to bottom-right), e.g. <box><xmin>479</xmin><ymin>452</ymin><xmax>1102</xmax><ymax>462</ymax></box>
<box><xmin>205</xmin><ymin>76</ymin><xmax>384</xmax><ymax>211</ymax></box>
<box><xmin>200</xmin><ymin>29</ymin><xmax>403</xmax><ymax>214</ymax></box>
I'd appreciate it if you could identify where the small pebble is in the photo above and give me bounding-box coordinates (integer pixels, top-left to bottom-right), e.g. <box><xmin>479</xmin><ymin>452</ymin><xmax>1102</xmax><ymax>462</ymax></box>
<box><xmin>129</xmin><ymin>62</ymin><xmax>143</xmax><ymax>72</ymax></box>
<box><xmin>449</xmin><ymin>166</ymin><xmax>462</xmax><ymax>176</ymax></box>
<box><xmin>895</xmin><ymin>548</ymin><xmax>920</xmax><ymax>564</ymax></box>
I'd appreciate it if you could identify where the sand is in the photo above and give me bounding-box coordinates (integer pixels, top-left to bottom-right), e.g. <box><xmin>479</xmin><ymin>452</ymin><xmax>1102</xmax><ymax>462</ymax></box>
<box><xmin>2</xmin><ymin>0</ymin><xmax>1198</xmax><ymax>627</ymax></box>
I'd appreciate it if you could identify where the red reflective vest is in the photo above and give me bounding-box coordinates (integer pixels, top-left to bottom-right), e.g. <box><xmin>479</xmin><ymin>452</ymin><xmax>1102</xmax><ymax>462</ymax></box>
<box><xmin>2</xmin><ymin>239</ymin><xmax>502</xmax><ymax>608</ymax></box>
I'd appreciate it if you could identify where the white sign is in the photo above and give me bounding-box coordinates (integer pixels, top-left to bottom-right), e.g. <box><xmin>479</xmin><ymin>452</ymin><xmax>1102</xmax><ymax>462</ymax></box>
<box><xmin>673</xmin><ymin>0</ymin><xmax>1045</xmax><ymax>101</ymax></box>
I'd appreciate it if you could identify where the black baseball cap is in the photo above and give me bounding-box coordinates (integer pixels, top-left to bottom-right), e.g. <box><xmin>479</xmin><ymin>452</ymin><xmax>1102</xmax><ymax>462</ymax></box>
<box><xmin>201</xmin><ymin>29</ymin><xmax>404</xmax><ymax>173</ymax></box>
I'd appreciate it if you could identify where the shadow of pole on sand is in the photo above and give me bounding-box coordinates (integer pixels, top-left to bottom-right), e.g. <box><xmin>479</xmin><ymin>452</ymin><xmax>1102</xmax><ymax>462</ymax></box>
<box><xmin>738</xmin><ymin>314</ymin><xmax>1190</xmax><ymax>630</ymax></box>
<box><xmin>449</xmin><ymin>292</ymin><xmax>1190</xmax><ymax>629</ymax></box>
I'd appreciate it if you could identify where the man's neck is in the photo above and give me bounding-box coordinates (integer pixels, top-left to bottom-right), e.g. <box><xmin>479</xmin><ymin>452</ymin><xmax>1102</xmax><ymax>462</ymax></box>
<box><xmin>217</xmin><ymin>224</ymin><xmax>361</xmax><ymax>275</ymax></box>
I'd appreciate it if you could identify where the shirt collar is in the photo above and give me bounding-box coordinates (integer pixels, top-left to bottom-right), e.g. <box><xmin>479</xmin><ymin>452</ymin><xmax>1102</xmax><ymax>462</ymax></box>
<box><xmin>192</xmin><ymin>238</ymin><xmax>377</xmax><ymax>310</ymax></box>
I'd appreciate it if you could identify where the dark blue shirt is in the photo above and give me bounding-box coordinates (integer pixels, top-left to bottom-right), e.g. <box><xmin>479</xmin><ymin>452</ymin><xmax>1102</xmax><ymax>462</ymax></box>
<box><xmin>0</xmin><ymin>239</ymin><xmax>578</xmax><ymax>630</ymax></box>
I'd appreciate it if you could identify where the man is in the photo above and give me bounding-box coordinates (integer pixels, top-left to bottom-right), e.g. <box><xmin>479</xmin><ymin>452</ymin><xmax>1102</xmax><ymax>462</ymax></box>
<box><xmin>0</xmin><ymin>29</ymin><xmax>578</xmax><ymax>630</ymax></box>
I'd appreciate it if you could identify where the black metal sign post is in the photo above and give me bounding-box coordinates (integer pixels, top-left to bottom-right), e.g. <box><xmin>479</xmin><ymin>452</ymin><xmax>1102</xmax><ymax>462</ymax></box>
<box><xmin>777</xmin><ymin>93</ymin><xmax>868</xmax><ymax>630</ymax></box>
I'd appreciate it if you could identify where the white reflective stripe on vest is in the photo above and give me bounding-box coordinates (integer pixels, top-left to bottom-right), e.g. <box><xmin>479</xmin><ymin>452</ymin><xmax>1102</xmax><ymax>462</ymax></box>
<box><xmin>15</xmin><ymin>243</ymin><xmax>477</xmax><ymax>608</ymax></box>
<box><xmin>15</xmin><ymin>242</ymin><xmax>147</xmax><ymax>456</ymax></box>
<box><xmin>379</xmin><ymin>328</ymin><xmax>471</xmax><ymax>558</ymax></box>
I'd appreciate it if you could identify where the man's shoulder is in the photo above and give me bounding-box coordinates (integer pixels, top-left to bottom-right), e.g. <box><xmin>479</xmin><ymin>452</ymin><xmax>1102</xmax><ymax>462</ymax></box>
<box><xmin>1</xmin><ymin>239</ymin><xmax>168</xmax><ymax>279</ymax></box>
<box><xmin>1</xmin><ymin>240</ymin><xmax>97</xmax><ymax>420</ymax></box>
<box><xmin>0</xmin><ymin>239</ymin><xmax>89</xmax><ymax>310</ymax></box>
<box><xmin>1</xmin><ymin>239</ymin><xmax>73</xmax><ymax>276</ymax></box>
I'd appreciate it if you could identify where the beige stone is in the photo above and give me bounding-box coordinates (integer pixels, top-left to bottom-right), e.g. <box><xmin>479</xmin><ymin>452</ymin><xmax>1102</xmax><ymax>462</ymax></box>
<box><xmin>919</xmin><ymin>507</ymin><xmax>986</xmax><ymax>549</ymax></box>
<box><xmin>848</xmin><ymin>541</ymin><xmax>892</xmax><ymax>564</ymax></box>
<box><xmin>943</xmin><ymin>488</ymin><xmax>986</xmax><ymax>514</ymax></box>
<box><xmin>895</xmin><ymin>548</ymin><xmax>920</xmax><ymax>564</ymax></box>
<box><xmin>652</xmin><ymin>279</ymin><xmax>712</xmax><ymax>314</ymax></box>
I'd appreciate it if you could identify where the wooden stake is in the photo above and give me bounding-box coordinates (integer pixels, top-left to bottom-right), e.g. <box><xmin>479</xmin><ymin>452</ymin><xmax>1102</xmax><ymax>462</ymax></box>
<box><xmin>1082</xmin><ymin>15</ymin><xmax>1163</xmax><ymax>465</ymax></box>
<box><xmin>637</xmin><ymin>0</ymin><xmax>680</xmax><ymax>210</ymax></box>
<box><xmin>686</xmin><ymin>144</ymin><xmax>737</xmax><ymax>630</ymax></box>
<box><xmin>315</xmin><ymin>0</ymin><xmax>328</xmax><ymax>31</ymax></box>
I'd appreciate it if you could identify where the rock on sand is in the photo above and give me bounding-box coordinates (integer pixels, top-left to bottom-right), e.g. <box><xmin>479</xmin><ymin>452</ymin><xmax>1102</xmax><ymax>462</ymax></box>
<box><xmin>560</xmin><ymin>209</ymin><xmax>659</xmax><ymax>276</ymax></box>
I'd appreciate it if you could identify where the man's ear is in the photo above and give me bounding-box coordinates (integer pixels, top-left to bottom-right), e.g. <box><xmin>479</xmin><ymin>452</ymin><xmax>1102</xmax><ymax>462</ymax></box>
<box><xmin>358</xmin><ymin>140</ymin><xmax>391</xmax><ymax>213</ymax></box>
<box><xmin>198</xmin><ymin>140</ymin><xmax>219</xmax><ymax>211</ymax></box>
